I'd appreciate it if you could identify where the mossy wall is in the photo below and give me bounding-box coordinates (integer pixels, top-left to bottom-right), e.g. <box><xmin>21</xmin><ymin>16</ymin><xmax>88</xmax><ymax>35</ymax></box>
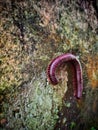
<box><xmin>0</xmin><ymin>0</ymin><xmax>98</xmax><ymax>130</ymax></box>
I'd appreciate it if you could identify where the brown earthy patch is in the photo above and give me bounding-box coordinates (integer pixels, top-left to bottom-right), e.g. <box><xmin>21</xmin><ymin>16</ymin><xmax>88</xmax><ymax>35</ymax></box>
<box><xmin>86</xmin><ymin>55</ymin><xmax>98</xmax><ymax>88</ymax></box>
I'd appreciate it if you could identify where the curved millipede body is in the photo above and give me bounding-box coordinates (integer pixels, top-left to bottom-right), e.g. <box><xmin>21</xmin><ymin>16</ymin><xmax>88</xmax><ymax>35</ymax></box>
<box><xmin>47</xmin><ymin>53</ymin><xmax>83</xmax><ymax>99</ymax></box>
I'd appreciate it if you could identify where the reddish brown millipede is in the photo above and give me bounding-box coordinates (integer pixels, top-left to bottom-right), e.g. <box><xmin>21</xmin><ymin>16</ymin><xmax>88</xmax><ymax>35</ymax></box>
<box><xmin>47</xmin><ymin>53</ymin><xmax>83</xmax><ymax>99</ymax></box>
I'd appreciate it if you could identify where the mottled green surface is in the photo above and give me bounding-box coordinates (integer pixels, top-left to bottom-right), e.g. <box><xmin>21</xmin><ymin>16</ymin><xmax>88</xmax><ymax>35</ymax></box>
<box><xmin>0</xmin><ymin>0</ymin><xmax>98</xmax><ymax>130</ymax></box>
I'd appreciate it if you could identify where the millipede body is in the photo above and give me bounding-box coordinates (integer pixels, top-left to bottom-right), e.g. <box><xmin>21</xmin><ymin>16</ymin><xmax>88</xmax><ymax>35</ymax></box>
<box><xmin>47</xmin><ymin>53</ymin><xmax>83</xmax><ymax>99</ymax></box>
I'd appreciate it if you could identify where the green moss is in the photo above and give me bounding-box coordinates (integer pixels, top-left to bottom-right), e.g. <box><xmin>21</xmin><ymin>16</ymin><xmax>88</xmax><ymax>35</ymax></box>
<box><xmin>25</xmin><ymin>80</ymin><xmax>60</xmax><ymax>130</ymax></box>
<box><xmin>0</xmin><ymin>78</ymin><xmax>62</xmax><ymax>129</ymax></box>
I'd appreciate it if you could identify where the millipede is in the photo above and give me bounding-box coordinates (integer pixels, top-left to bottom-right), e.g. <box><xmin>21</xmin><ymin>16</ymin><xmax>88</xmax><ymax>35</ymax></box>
<box><xmin>47</xmin><ymin>53</ymin><xmax>83</xmax><ymax>99</ymax></box>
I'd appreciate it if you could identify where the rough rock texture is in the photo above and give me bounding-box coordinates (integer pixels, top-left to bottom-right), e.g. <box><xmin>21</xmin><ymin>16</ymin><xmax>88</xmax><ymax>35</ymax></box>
<box><xmin>0</xmin><ymin>0</ymin><xmax>98</xmax><ymax>130</ymax></box>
